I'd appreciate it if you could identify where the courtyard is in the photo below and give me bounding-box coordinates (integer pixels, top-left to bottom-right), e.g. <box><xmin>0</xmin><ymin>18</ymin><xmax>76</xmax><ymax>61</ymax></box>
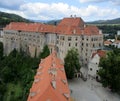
<box><xmin>68</xmin><ymin>78</ymin><xmax>120</xmax><ymax>101</ymax></box>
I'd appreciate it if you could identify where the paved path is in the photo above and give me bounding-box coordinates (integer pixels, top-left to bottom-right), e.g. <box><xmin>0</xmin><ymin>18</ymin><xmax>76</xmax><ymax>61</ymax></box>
<box><xmin>68</xmin><ymin>78</ymin><xmax>120</xmax><ymax>101</ymax></box>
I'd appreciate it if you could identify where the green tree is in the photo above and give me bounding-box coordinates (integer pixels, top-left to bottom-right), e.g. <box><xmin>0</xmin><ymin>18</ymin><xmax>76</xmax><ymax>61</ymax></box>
<box><xmin>98</xmin><ymin>49</ymin><xmax>120</xmax><ymax>92</ymax></box>
<box><xmin>64</xmin><ymin>48</ymin><xmax>81</xmax><ymax>79</ymax></box>
<box><xmin>0</xmin><ymin>42</ymin><xmax>3</xmax><ymax>60</ymax></box>
<box><xmin>40</xmin><ymin>45</ymin><xmax>50</xmax><ymax>59</ymax></box>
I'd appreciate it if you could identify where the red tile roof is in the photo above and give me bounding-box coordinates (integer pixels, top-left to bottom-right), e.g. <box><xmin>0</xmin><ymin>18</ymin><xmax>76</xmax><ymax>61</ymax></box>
<box><xmin>27</xmin><ymin>52</ymin><xmax>70</xmax><ymax>101</ymax></box>
<box><xmin>4</xmin><ymin>22</ymin><xmax>56</xmax><ymax>33</ymax></box>
<box><xmin>84</xmin><ymin>25</ymin><xmax>100</xmax><ymax>35</ymax></box>
<box><xmin>58</xmin><ymin>17</ymin><xmax>85</xmax><ymax>28</ymax></box>
<box><xmin>104</xmin><ymin>40</ymin><xmax>112</xmax><ymax>45</ymax></box>
<box><xmin>92</xmin><ymin>50</ymin><xmax>106</xmax><ymax>58</ymax></box>
<box><xmin>4</xmin><ymin>17</ymin><xmax>102</xmax><ymax>36</ymax></box>
<box><xmin>114</xmin><ymin>40</ymin><xmax>120</xmax><ymax>44</ymax></box>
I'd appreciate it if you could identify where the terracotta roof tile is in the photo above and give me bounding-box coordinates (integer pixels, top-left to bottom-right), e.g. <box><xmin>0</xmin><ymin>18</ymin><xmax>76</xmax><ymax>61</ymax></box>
<box><xmin>104</xmin><ymin>40</ymin><xmax>112</xmax><ymax>45</ymax></box>
<box><xmin>4</xmin><ymin>22</ymin><xmax>56</xmax><ymax>33</ymax></box>
<box><xmin>84</xmin><ymin>25</ymin><xmax>100</xmax><ymax>35</ymax></box>
<box><xmin>4</xmin><ymin>17</ymin><xmax>102</xmax><ymax>36</ymax></box>
<box><xmin>92</xmin><ymin>50</ymin><xmax>106</xmax><ymax>58</ymax></box>
<box><xmin>27</xmin><ymin>52</ymin><xmax>70</xmax><ymax>101</ymax></box>
<box><xmin>58</xmin><ymin>17</ymin><xmax>85</xmax><ymax>28</ymax></box>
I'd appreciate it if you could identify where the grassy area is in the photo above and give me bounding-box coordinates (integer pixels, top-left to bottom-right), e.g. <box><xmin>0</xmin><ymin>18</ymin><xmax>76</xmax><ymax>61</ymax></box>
<box><xmin>4</xmin><ymin>83</ymin><xmax>23</xmax><ymax>101</ymax></box>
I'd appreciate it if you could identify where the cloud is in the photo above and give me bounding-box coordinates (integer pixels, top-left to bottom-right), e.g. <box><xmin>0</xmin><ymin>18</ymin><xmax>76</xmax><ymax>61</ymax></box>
<box><xmin>18</xmin><ymin>2</ymin><xmax>120</xmax><ymax>21</ymax></box>
<box><xmin>0</xmin><ymin>2</ymin><xmax>120</xmax><ymax>21</ymax></box>
<box><xmin>79</xmin><ymin>0</ymin><xmax>120</xmax><ymax>5</ymax></box>
<box><xmin>0</xmin><ymin>0</ymin><xmax>24</xmax><ymax>9</ymax></box>
<box><xmin>79</xmin><ymin>0</ymin><xmax>105</xmax><ymax>3</ymax></box>
<box><xmin>111</xmin><ymin>0</ymin><xmax>120</xmax><ymax>5</ymax></box>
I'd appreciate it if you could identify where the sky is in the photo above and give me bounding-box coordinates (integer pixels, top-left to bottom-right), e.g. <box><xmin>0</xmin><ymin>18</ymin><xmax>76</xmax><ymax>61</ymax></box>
<box><xmin>0</xmin><ymin>0</ymin><xmax>120</xmax><ymax>21</ymax></box>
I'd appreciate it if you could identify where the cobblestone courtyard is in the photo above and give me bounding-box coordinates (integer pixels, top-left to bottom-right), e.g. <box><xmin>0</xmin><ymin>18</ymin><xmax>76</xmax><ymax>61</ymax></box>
<box><xmin>68</xmin><ymin>78</ymin><xmax>120</xmax><ymax>101</ymax></box>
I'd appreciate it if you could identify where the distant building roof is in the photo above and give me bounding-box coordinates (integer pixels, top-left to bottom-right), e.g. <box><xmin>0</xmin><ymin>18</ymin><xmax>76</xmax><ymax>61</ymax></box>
<box><xmin>104</xmin><ymin>40</ymin><xmax>112</xmax><ymax>46</ymax></box>
<box><xmin>27</xmin><ymin>52</ymin><xmax>70</xmax><ymax>101</ymax></box>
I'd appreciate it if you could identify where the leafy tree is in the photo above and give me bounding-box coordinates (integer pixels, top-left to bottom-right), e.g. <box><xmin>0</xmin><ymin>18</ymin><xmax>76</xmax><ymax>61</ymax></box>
<box><xmin>64</xmin><ymin>48</ymin><xmax>81</xmax><ymax>79</ymax></box>
<box><xmin>98</xmin><ymin>49</ymin><xmax>120</xmax><ymax>92</ymax></box>
<box><xmin>0</xmin><ymin>42</ymin><xmax>3</xmax><ymax>59</ymax></box>
<box><xmin>40</xmin><ymin>45</ymin><xmax>50</xmax><ymax>59</ymax></box>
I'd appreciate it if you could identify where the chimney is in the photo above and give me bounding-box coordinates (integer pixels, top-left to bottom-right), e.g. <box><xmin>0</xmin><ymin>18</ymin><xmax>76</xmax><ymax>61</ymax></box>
<box><xmin>73</xmin><ymin>29</ymin><xmax>76</xmax><ymax>34</ymax></box>
<box><xmin>74</xmin><ymin>15</ymin><xmax>76</xmax><ymax>18</ymax></box>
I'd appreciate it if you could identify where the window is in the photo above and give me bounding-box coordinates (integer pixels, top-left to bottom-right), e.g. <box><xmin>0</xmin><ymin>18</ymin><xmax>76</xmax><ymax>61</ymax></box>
<box><xmin>93</xmin><ymin>44</ymin><xmax>95</xmax><ymax>47</ymax></box>
<box><xmin>75</xmin><ymin>37</ymin><xmax>78</xmax><ymax>41</ymax></box>
<box><xmin>82</xmin><ymin>43</ymin><xmax>84</xmax><ymax>46</ymax></box>
<box><xmin>68</xmin><ymin>37</ymin><xmax>71</xmax><ymax>41</ymax></box>
<box><xmin>91</xmin><ymin>38</ymin><xmax>93</xmax><ymax>41</ymax></box>
<box><xmin>90</xmin><ymin>68</ymin><xmax>92</xmax><ymax>71</ymax></box>
<box><xmin>99</xmin><ymin>43</ymin><xmax>101</xmax><ymax>47</ymax></box>
<box><xmin>62</xmin><ymin>36</ymin><xmax>64</xmax><ymax>40</ymax></box>
<box><xmin>37</xmin><ymin>35</ymin><xmax>40</xmax><ymax>38</ymax></box>
<box><xmin>86</xmin><ymin>43</ymin><xmax>88</xmax><ymax>47</ymax></box>
<box><xmin>75</xmin><ymin>43</ymin><xmax>77</xmax><ymax>46</ymax></box>
<box><xmin>96</xmin><ymin>70</ymin><xmax>98</xmax><ymax>72</ymax></box>
<box><xmin>69</xmin><ymin>43</ymin><xmax>71</xmax><ymax>47</ymax></box>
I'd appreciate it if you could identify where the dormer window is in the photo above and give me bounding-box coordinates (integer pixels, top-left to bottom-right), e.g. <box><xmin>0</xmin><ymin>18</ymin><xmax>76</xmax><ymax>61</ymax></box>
<box><xmin>63</xmin><ymin>93</ymin><xmax>69</xmax><ymax>99</ymax></box>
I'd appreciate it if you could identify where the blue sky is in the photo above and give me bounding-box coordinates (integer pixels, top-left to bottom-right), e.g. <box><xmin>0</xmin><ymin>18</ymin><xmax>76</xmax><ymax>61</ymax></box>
<box><xmin>0</xmin><ymin>0</ymin><xmax>120</xmax><ymax>21</ymax></box>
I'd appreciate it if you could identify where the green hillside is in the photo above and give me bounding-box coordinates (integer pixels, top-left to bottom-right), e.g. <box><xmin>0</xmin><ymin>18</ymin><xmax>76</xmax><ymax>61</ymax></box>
<box><xmin>87</xmin><ymin>18</ymin><xmax>120</xmax><ymax>24</ymax></box>
<box><xmin>0</xmin><ymin>11</ymin><xmax>31</xmax><ymax>27</ymax></box>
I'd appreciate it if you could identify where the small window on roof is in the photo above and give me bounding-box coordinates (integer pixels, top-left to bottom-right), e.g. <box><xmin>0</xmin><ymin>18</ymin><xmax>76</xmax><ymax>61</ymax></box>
<box><xmin>62</xmin><ymin>79</ymin><xmax>67</xmax><ymax>84</ymax></box>
<box><xmin>63</xmin><ymin>93</ymin><xmax>69</xmax><ymax>99</ymax></box>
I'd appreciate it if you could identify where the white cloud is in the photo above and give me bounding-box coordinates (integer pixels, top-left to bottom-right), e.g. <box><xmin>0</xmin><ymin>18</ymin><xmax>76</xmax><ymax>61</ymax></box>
<box><xmin>0</xmin><ymin>2</ymin><xmax>120</xmax><ymax>21</ymax></box>
<box><xmin>79</xmin><ymin>0</ymin><xmax>104</xmax><ymax>3</ymax></box>
<box><xmin>79</xmin><ymin>0</ymin><xmax>120</xmax><ymax>5</ymax></box>
<box><xmin>18</xmin><ymin>2</ymin><xmax>120</xmax><ymax>20</ymax></box>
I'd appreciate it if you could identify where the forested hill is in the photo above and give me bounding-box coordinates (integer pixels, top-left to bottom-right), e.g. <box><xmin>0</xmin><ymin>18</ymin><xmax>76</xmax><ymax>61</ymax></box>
<box><xmin>87</xmin><ymin>18</ymin><xmax>120</xmax><ymax>24</ymax></box>
<box><xmin>0</xmin><ymin>11</ymin><xmax>31</xmax><ymax>27</ymax></box>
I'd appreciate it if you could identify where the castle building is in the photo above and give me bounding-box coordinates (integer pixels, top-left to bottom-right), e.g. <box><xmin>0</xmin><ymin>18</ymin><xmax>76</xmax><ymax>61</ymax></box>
<box><xmin>88</xmin><ymin>50</ymin><xmax>106</xmax><ymax>79</ymax></box>
<box><xmin>27</xmin><ymin>52</ymin><xmax>70</xmax><ymax>101</ymax></box>
<box><xmin>3</xmin><ymin>16</ymin><xmax>103</xmax><ymax>66</ymax></box>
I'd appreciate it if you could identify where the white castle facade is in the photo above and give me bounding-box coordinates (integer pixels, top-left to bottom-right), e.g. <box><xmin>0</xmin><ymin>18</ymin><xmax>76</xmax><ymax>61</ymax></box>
<box><xmin>3</xmin><ymin>17</ymin><xmax>103</xmax><ymax>66</ymax></box>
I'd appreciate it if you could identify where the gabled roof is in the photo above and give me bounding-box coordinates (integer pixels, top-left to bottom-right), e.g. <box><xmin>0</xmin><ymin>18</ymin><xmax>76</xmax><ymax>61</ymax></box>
<box><xmin>91</xmin><ymin>50</ymin><xmax>106</xmax><ymax>58</ymax></box>
<box><xmin>4</xmin><ymin>22</ymin><xmax>56</xmax><ymax>33</ymax></box>
<box><xmin>58</xmin><ymin>17</ymin><xmax>85</xmax><ymax>28</ymax></box>
<box><xmin>27</xmin><ymin>52</ymin><xmax>70</xmax><ymax>101</ymax></box>
<box><xmin>4</xmin><ymin>17</ymin><xmax>102</xmax><ymax>36</ymax></box>
<box><xmin>104</xmin><ymin>40</ymin><xmax>112</xmax><ymax>45</ymax></box>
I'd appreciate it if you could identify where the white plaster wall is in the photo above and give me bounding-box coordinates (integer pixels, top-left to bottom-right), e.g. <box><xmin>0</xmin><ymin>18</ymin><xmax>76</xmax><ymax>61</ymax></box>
<box><xmin>88</xmin><ymin>54</ymin><xmax>100</xmax><ymax>77</ymax></box>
